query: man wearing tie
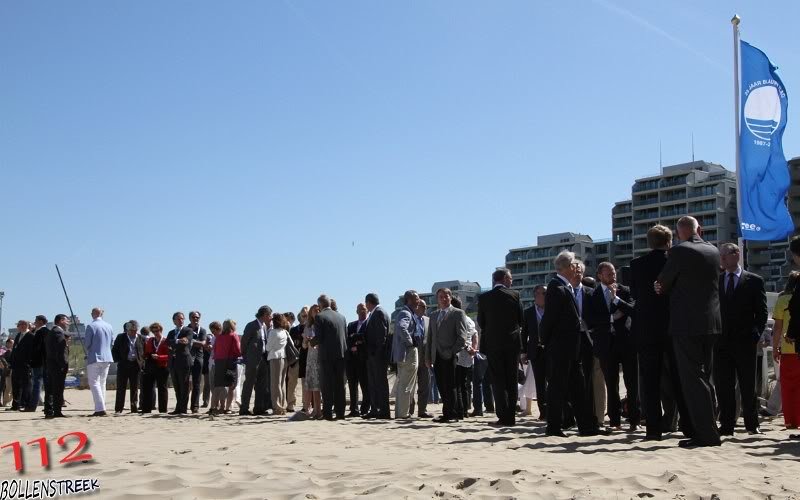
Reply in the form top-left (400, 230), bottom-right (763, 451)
top-left (315, 295), bottom-right (348, 420)
top-left (540, 251), bottom-right (606, 437)
top-left (477, 268), bottom-right (524, 427)
top-left (522, 285), bottom-right (547, 420)
top-left (587, 262), bottom-right (638, 432)
top-left (44, 314), bottom-right (70, 419)
top-left (715, 243), bottom-right (768, 436)
top-left (570, 261), bottom-right (604, 429)
top-left (240, 306), bottom-right (273, 416)
top-left (363, 293), bottom-right (391, 419)
top-left (413, 300), bottom-right (433, 419)
top-left (345, 303), bottom-right (370, 417)
top-left (187, 311), bottom-right (209, 413)
top-left (656, 216), bottom-right (722, 448)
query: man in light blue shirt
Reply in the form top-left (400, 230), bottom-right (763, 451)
top-left (83, 307), bottom-right (115, 416)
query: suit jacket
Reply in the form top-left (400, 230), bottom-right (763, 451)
top-left (346, 319), bottom-right (368, 361)
top-left (719, 270), bottom-right (768, 344)
top-left (630, 249), bottom-right (670, 346)
top-left (521, 306), bottom-right (543, 361)
top-left (188, 326), bottom-right (208, 366)
top-left (29, 327), bottom-right (49, 369)
top-left (539, 277), bottom-right (582, 361)
top-left (425, 306), bottom-right (469, 365)
top-left (10, 332), bottom-right (36, 370)
top-left (112, 333), bottom-right (145, 366)
top-left (586, 283), bottom-right (635, 357)
top-left (240, 319), bottom-right (267, 364)
top-left (315, 308), bottom-right (348, 362)
top-left (477, 286), bottom-right (524, 355)
top-left (45, 326), bottom-right (69, 372)
top-left (657, 235), bottom-right (722, 336)
top-left (365, 306), bottom-right (390, 358)
top-left (83, 318), bottom-right (115, 364)
top-left (393, 307), bottom-right (421, 363)
top-left (167, 326), bottom-right (195, 370)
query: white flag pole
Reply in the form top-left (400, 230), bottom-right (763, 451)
top-left (732, 14), bottom-right (745, 267)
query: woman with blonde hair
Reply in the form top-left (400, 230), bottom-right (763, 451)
top-left (266, 313), bottom-right (290, 415)
top-left (210, 319), bottom-right (241, 415)
top-left (302, 304), bottom-right (323, 419)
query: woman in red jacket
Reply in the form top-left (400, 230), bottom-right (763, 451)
top-left (210, 319), bottom-right (242, 415)
top-left (141, 322), bottom-right (171, 413)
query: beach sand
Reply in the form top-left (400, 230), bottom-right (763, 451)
top-left (1, 388), bottom-right (798, 499)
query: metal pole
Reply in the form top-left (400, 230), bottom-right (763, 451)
top-left (55, 265), bottom-right (86, 355)
top-left (0, 291), bottom-right (5, 339)
top-left (732, 14), bottom-right (745, 268)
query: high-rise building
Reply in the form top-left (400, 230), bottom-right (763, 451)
top-left (506, 232), bottom-right (606, 309)
top-left (612, 161), bottom-right (739, 268)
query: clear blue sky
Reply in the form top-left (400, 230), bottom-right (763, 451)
top-left (1, 1), bottom-right (798, 332)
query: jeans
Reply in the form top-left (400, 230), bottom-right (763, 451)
top-left (87, 362), bottom-right (112, 412)
top-left (29, 366), bottom-right (44, 410)
top-left (472, 355), bottom-right (493, 412)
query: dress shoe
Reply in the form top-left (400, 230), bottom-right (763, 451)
top-left (629, 424), bottom-right (640, 433)
top-left (469, 411), bottom-right (483, 417)
top-left (44, 414), bottom-right (56, 419)
top-left (90, 411), bottom-right (107, 417)
top-left (347, 411), bottom-right (360, 418)
top-left (418, 412), bottom-right (434, 419)
top-left (54, 413), bottom-right (68, 418)
top-left (21, 408), bottom-right (36, 412)
top-left (545, 430), bottom-right (567, 437)
top-left (239, 410), bottom-right (252, 416)
top-left (377, 413), bottom-right (392, 420)
top-left (131, 406), bottom-right (138, 413)
top-left (679, 439), bottom-right (720, 448)
top-left (643, 435), bottom-right (662, 442)
top-left (434, 417), bottom-right (454, 423)
top-left (361, 412), bottom-right (377, 419)
top-left (485, 407), bottom-right (495, 413)
top-left (5, 406), bottom-right (19, 412)
top-left (201, 402), bottom-right (209, 408)
top-left (748, 427), bottom-right (764, 435)
top-left (324, 416), bottom-right (335, 421)
top-left (579, 428), bottom-right (611, 437)
top-left (191, 408), bottom-right (199, 414)
top-left (115, 410), bottom-right (123, 414)
top-left (335, 415), bottom-right (346, 420)
top-left (718, 428), bottom-right (734, 436)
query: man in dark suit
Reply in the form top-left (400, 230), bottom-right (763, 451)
top-left (8, 320), bottom-right (35, 412)
top-left (656, 216), bottom-right (722, 447)
top-left (586, 262), bottom-right (639, 431)
top-left (315, 295), bottom-right (348, 420)
top-left (477, 267), bottom-right (524, 427)
top-left (186, 311), bottom-right (208, 413)
top-left (571, 263), bottom-right (603, 429)
top-left (522, 285), bottom-right (547, 420)
top-left (540, 251), bottom-right (605, 437)
top-left (715, 243), bottom-right (768, 435)
top-left (363, 293), bottom-right (391, 419)
top-left (239, 306), bottom-right (272, 416)
top-left (166, 312), bottom-right (194, 415)
top-left (345, 303), bottom-right (370, 417)
top-left (112, 321), bottom-right (143, 413)
top-left (44, 314), bottom-right (70, 419)
top-left (28, 315), bottom-right (49, 412)
top-left (630, 224), bottom-right (686, 441)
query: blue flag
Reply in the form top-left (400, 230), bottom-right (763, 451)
top-left (738, 40), bottom-right (793, 241)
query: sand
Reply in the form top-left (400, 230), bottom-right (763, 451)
top-left (0, 388), bottom-right (798, 499)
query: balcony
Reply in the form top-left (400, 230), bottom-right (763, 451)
top-left (689, 188), bottom-right (718, 198)
top-left (633, 210), bottom-right (659, 221)
top-left (612, 204), bottom-right (632, 215)
top-left (633, 195), bottom-right (659, 207)
top-left (689, 202), bottom-right (717, 213)
top-left (661, 191), bottom-right (687, 203)
top-left (613, 219), bottom-right (632, 229)
top-left (661, 206), bottom-right (687, 218)
top-left (661, 176), bottom-right (687, 188)
top-left (633, 181), bottom-right (660, 193)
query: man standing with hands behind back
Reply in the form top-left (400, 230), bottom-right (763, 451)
top-left (656, 216), bottom-right (722, 448)
top-left (84, 307), bottom-right (115, 417)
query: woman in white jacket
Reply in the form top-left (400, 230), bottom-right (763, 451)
top-left (266, 313), bottom-right (290, 415)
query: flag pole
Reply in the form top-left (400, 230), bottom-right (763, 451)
top-left (55, 264), bottom-right (86, 356)
top-left (732, 14), bottom-right (745, 268)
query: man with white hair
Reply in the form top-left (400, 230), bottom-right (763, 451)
top-left (83, 307), bottom-right (115, 417)
top-left (656, 216), bottom-right (722, 447)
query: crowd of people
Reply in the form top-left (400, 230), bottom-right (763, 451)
top-left (1, 216), bottom-right (799, 448)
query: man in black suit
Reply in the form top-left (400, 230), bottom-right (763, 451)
top-left (656, 216), bottom-right (722, 447)
top-left (315, 295), bottom-right (348, 420)
top-left (346, 303), bottom-right (370, 417)
top-left (363, 293), bottom-right (391, 419)
top-left (586, 262), bottom-right (639, 432)
top-left (8, 320), bottom-right (34, 411)
top-left (186, 311), bottom-right (208, 413)
top-left (477, 267), bottom-right (524, 427)
top-left (571, 263), bottom-right (603, 429)
top-left (522, 285), bottom-right (547, 420)
top-left (112, 321), bottom-right (143, 413)
top-left (630, 225), bottom-right (686, 441)
top-left (28, 315), bottom-right (49, 413)
top-left (166, 312), bottom-right (194, 415)
top-left (239, 306), bottom-right (272, 415)
top-left (44, 314), bottom-right (70, 419)
top-left (540, 251), bottom-right (605, 437)
top-left (715, 243), bottom-right (768, 435)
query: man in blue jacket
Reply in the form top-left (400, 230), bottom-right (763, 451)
top-left (83, 307), bottom-right (115, 417)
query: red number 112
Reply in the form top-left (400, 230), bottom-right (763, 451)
top-left (1, 432), bottom-right (92, 472)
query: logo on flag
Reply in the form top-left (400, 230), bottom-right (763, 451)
top-left (744, 85), bottom-right (782, 140)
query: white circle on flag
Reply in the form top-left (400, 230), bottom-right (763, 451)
top-left (744, 85), bottom-right (781, 140)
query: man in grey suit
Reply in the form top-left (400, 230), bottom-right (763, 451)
top-left (363, 293), bottom-right (391, 419)
top-left (239, 305), bottom-right (272, 416)
top-left (656, 216), bottom-right (722, 448)
top-left (315, 295), bottom-right (348, 420)
top-left (393, 290), bottom-right (423, 420)
top-left (426, 287), bottom-right (469, 423)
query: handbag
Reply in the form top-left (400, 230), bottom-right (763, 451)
top-left (285, 337), bottom-right (300, 365)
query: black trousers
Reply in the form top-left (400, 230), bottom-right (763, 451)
top-left (434, 356), bottom-right (458, 420)
top-left (714, 338), bottom-right (759, 432)
top-left (321, 357), bottom-right (346, 418)
top-left (241, 356), bottom-right (270, 413)
top-left (45, 366), bottom-right (66, 416)
top-left (171, 365), bottom-right (191, 413)
top-left (600, 338), bottom-right (640, 427)
top-left (11, 366), bottom-right (32, 409)
top-left (455, 365), bottom-right (473, 417)
top-left (413, 360), bottom-right (431, 415)
top-left (672, 335), bottom-right (721, 445)
top-left (578, 335), bottom-right (595, 426)
top-left (472, 356), bottom-right (494, 413)
top-left (345, 353), bottom-right (369, 414)
top-left (529, 346), bottom-right (547, 419)
top-left (487, 350), bottom-right (519, 425)
top-left (190, 358), bottom-right (203, 411)
top-left (115, 360), bottom-right (140, 412)
top-left (546, 350), bottom-right (595, 434)
top-left (366, 353), bottom-right (390, 416)
top-left (142, 366), bottom-right (169, 413)
top-left (640, 339), bottom-right (684, 437)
